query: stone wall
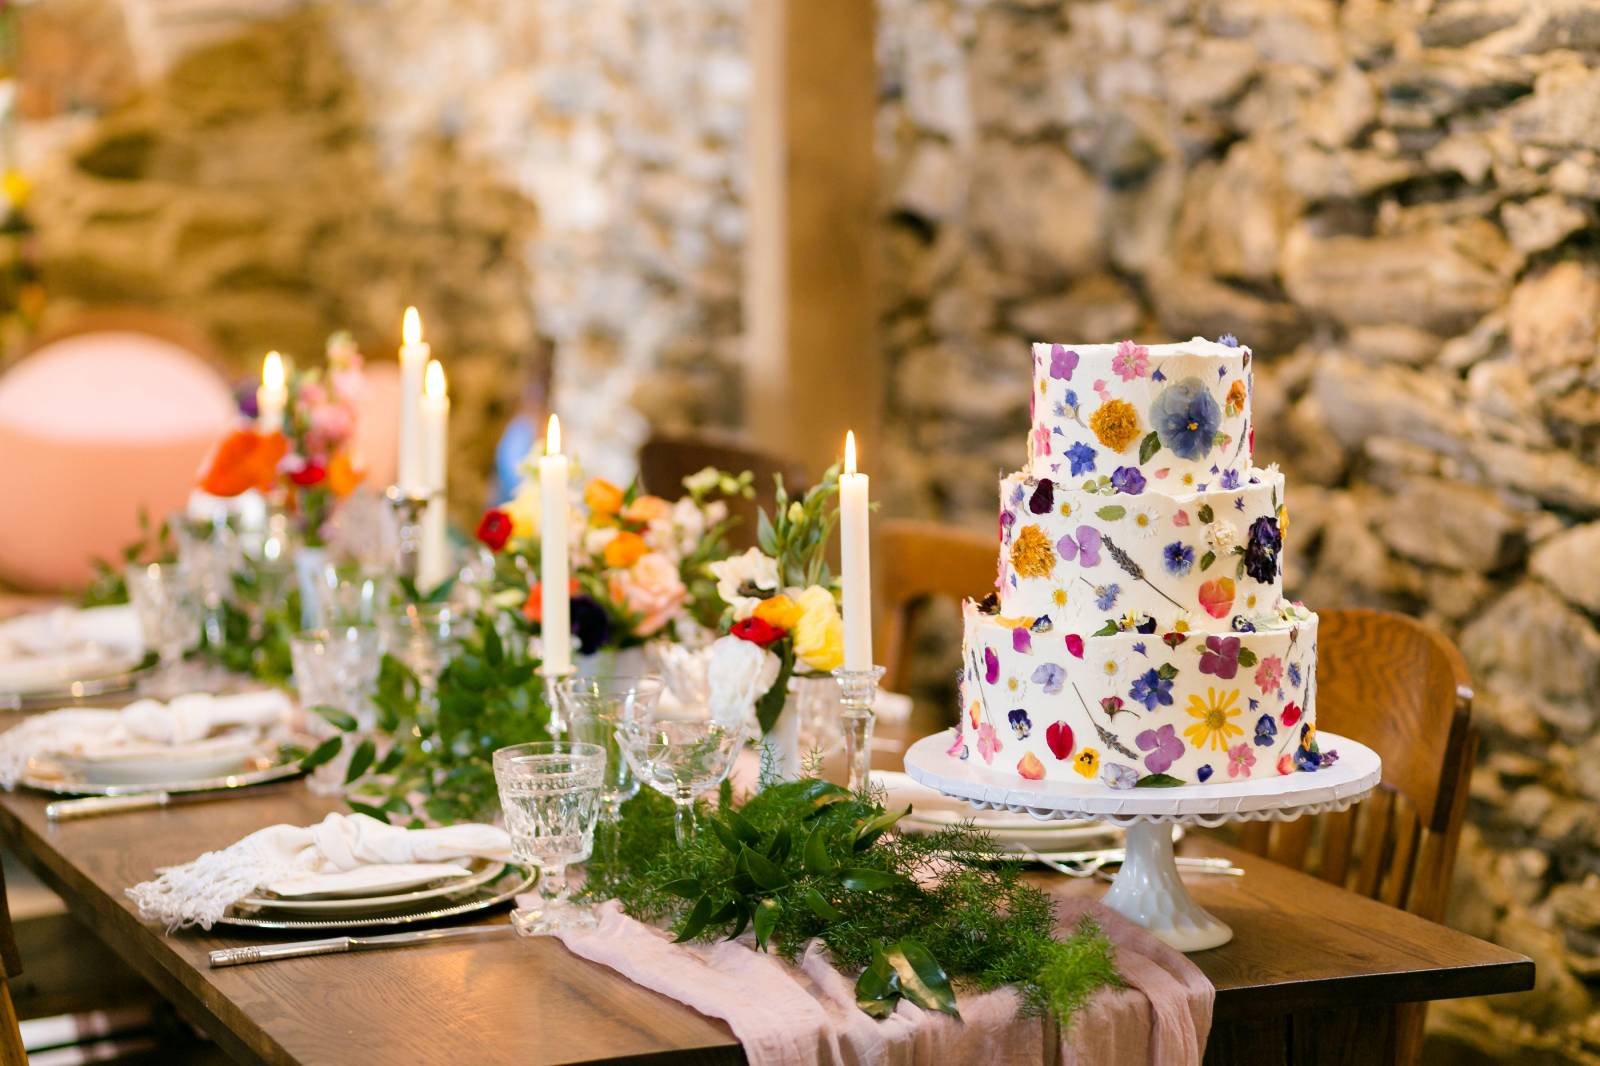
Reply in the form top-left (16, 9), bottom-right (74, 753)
top-left (877, 0), bottom-right (1600, 1060)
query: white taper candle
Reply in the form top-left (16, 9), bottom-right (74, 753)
top-left (398, 307), bottom-right (429, 493)
top-left (539, 415), bottom-right (572, 674)
top-left (256, 351), bottom-right (287, 434)
top-left (416, 359), bottom-right (450, 589)
top-left (839, 430), bottom-right (873, 671)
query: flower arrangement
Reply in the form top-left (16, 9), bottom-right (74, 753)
top-left (706, 467), bottom-right (843, 733)
top-left (197, 334), bottom-right (368, 546)
top-left (476, 464), bottom-right (750, 655)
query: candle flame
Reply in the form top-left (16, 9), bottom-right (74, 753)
top-left (262, 351), bottom-right (285, 390)
top-left (424, 359), bottom-right (446, 398)
top-left (546, 414), bottom-right (562, 455)
top-left (844, 430), bottom-right (857, 475)
top-left (402, 306), bottom-right (422, 347)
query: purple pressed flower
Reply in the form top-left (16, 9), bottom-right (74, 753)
top-left (1028, 478), bottom-right (1055, 515)
top-left (1151, 367), bottom-right (1166, 382)
top-left (1198, 635), bottom-right (1241, 680)
top-left (1129, 668), bottom-right (1174, 710)
top-left (1065, 441), bottom-right (1096, 476)
top-left (1008, 708), bottom-right (1032, 740)
top-left (1135, 723), bottom-right (1185, 774)
top-left (1151, 377), bottom-right (1223, 461)
top-left (1012, 627), bottom-right (1032, 654)
top-left (1057, 526), bottom-right (1102, 567)
top-left (1163, 541), bottom-right (1194, 575)
top-left (984, 646), bottom-right (1000, 684)
top-left (1131, 641), bottom-right (1148, 657)
top-left (1220, 470), bottom-right (1240, 490)
top-left (1218, 334), bottom-right (1238, 347)
top-left (1110, 466), bottom-right (1146, 495)
top-left (1031, 662), bottom-right (1066, 694)
top-left (1101, 763), bottom-right (1139, 790)
top-left (1094, 583), bottom-right (1121, 611)
top-left (1049, 344), bottom-right (1079, 380)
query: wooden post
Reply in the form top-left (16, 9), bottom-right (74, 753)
top-left (745, 0), bottom-right (880, 474)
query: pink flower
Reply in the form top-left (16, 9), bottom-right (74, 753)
top-left (1012, 626), bottom-right (1032, 654)
top-left (1173, 510), bottom-right (1190, 527)
top-left (946, 727), bottom-right (966, 759)
top-left (976, 722), bottom-right (1002, 764)
top-left (310, 401), bottom-right (355, 447)
top-left (1065, 634), bottom-right (1084, 658)
top-left (1276, 754), bottom-right (1295, 775)
top-left (1227, 743), bottom-right (1255, 779)
top-left (1255, 655), bottom-right (1283, 694)
top-left (605, 552), bottom-right (686, 636)
top-left (1111, 340), bottom-right (1150, 381)
top-left (1032, 424), bottom-right (1051, 457)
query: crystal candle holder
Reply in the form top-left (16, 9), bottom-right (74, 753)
top-left (831, 664), bottom-right (885, 793)
top-left (384, 485), bottom-right (434, 581)
top-left (539, 663), bottom-right (577, 737)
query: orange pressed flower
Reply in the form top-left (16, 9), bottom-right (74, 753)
top-left (603, 530), bottom-right (648, 568)
top-left (197, 429), bottom-right (287, 496)
top-left (584, 478), bottom-right (625, 516)
top-left (325, 450), bottom-right (365, 497)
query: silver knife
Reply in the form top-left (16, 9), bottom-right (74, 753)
top-left (209, 924), bottom-right (515, 968)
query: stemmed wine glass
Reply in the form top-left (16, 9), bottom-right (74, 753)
top-left (376, 601), bottom-right (463, 704)
top-left (125, 562), bottom-right (203, 696)
top-left (556, 676), bottom-right (663, 887)
top-left (616, 703), bottom-right (746, 845)
top-left (493, 741), bottom-right (606, 936)
top-left (172, 515), bottom-right (241, 648)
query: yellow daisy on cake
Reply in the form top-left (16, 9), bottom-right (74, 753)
top-left (1183, 687), bottom-right (1243, 751)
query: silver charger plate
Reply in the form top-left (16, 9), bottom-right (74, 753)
top-left (0, 659), bottom-right (153, 713)
top-left (215, 865), bottom-right (536, 931)
top-left (16, 746), bottom-right (310, 798)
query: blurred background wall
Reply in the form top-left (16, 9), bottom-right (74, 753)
top-left (7, 0), bottom-right (1600, 1060)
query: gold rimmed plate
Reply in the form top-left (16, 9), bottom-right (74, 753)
top-left (215, 866), bottom-right (535, 932)
top-left (18, 740), bottom-right (312, 798)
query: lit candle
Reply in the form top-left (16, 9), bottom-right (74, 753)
top-left (840, 430), bottom-right (873, 671)
top-left (256, 351), bottom-right (287, 434)
top-left (539, 415), bottom-right (571, 674)
top-left (398, 307), bottom-right (429, 493)
top-left (416, 360), bottom-right (451, 589)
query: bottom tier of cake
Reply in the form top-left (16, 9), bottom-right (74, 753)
top-left (955, 601), bottom-right (1325, 787)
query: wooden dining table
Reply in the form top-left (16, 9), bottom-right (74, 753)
top-left (0, 738), bottom-right (1533, 1066)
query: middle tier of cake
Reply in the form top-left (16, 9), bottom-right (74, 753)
top-left (996, 466), bottom-right (1287, 631)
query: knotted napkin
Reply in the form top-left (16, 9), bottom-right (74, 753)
top-left (554, 896), bottom-right (1211, 1066)
top-left (0, 690), bottom-right (295, 788)
top-left (0, 605), bottom-right (143, 692)
top-left (127, 812), bottom-right (512, 930)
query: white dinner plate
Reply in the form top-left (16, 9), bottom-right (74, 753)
top-left (876, 769), bottom-right (1120, 852)
top-left (237, 860), bottom-right (505, 915)
top-left (53, 731), bottom-right (268, 787)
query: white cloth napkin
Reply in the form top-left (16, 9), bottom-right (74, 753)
top-left (0, 605), bottom-right (141, 658)
top-left (126, 813), bottom-right (512, 930)
top-left (0, 690), bottom-right (293, 788)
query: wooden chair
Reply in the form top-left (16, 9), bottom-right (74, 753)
top-left (638, 430), bottom-right (808, 550)
top-left (0, 862), bottom-right (26, 1066)
top-left (875, 519), bottom-right (997, 695)
top-left (1235, 607), bottom-right (1475, 1065)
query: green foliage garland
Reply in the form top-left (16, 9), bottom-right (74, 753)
top-left (598, 779), bottom-right (1122, 1025)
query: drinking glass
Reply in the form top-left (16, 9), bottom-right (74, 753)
top-left (306, 561), bottom-right (393, 629)
top-left (125, 562), bottom-right (203, 695)
top-left (291, 626), bottom-right (382, 731)
top-left (376, 601), bottom-right (464, 702)
top-left (493, 741), bottom-right (606, 936)
top-left (172, 516), bottom-right (241, 647)
top-left (616, 705), bottom-right (746, 845)
top-left (557, 676), bottom-right (663, 885)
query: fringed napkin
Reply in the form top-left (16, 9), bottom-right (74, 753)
top-left (553, 897), bottom-right (1212, 1066)
top-left (0, 690), bottom-right (294, 788)
top-left (127, 812), bottom-right (512, 930)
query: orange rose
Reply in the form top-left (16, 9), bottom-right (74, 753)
top-left (603, 530), bottom-right (648, 568)
top-left (620, 494), bottom-right (672, 525)
top-left (197, 429), bottom-right (287, 496)
top-left (753, 594), bottom-right (804, 632)
top-left (524, 578), bottom-right (580, 624)
top-left (584, 478), bottom-right (625, 516)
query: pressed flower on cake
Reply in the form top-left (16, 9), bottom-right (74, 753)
top-left (1009, 524), bottom-right (1056, 579)
top-left (1089, 399), bottom-right (1142, 453)
top-left (1183, 687), bottom-right (1243, 751)
top-left (1151, 377), bottom-right (1223, 461)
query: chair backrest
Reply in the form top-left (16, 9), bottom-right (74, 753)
top-left (637, 430), bottom-right (807, 551)
top-left (876, 519), bottom-right (997, 694)
top-left (1236, 607), bottom-right (1475, 923)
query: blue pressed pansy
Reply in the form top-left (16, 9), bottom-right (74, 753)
top-left (1110, 466), bottom-right (1146, 495)
top-left (1031, 663), bottom-right (1066, 694)
top-left (1196, 764), bottom-right (1214, 782)
top-left (1253, 714), bottom-right (1278, 747)
top-left (1008, 708), bottom-right (1033, 740)
top-left (1101, 763), bottom-right (1139, 790)
top-left (1150, 377), bottom-right (1223, 461)
top-left (1163, 541), bottom-right (1194, 576)
top-left (1243, 516), bottom-right (1282, 583)
top-left (1220, 470), bottom-right (1240, 490)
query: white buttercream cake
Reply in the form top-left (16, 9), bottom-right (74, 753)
top-left (952, 337), bottom-right (1332, 788)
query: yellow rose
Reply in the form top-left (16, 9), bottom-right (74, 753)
top-left (502, 484), bottom-right (541, 539)
top-left (792, 585), bottom-right (843, 673)
top-left (754, 594), bottom-right (805, 632)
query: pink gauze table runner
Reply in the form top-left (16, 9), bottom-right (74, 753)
top-left (551, 895), bottom-right (1212, 1066)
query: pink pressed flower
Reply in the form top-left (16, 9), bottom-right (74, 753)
top-left (1173, 510), bottom-right (1190, 527)
top-left (1227, 743), bottom-right (1255, 779)
top-left (1111, 340), bottom-right (1150, 381)
top-left (1255, 655), bottom-right (1283, 694)
top-left (1064, 633), bottom-right (1085, 658)
top-left (1012, 626), bottom-right (1032, 654)
top-left (976, 723), bottom-right (1002, 764)
top-left (1032, 424), bottom-right (1051, 457)
top-left (946, 727), bottom-right (966, 758)
top-left (1276, 754), bottom-right (1294, 775)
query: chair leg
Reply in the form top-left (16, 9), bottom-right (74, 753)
top-left (0, 979), bottom-right (25, 1066)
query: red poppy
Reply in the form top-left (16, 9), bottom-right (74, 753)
top-left (730, 616), bottom-right (784, 647)
top-left (477, 509), bottom-right (514, 551)
top-left (197, 429), bottom-right (287, 497)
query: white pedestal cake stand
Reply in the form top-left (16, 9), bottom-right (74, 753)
top-left (903, 730), bottom-right (1381, 953)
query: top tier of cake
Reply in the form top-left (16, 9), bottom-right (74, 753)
top-left (1027, 337), bottom-right (1253, 490)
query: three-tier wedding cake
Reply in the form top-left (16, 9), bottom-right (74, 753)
top-left (953, 337), bottom-right (1332, 788)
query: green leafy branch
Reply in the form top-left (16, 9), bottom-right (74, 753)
top-left (756, 465), bottom-right (841, 590)
top-left (598, 779), bottom-right (1122, 1025)
top-left (81, 508), bottom-right (175, 607)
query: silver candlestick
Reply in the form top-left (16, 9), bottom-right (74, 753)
top-left (832, 665), bottom-right (885, 793)
top-left (385, 485), bottom-right (432, 582)
top-left (540, 664), bottom-right (577, 738)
